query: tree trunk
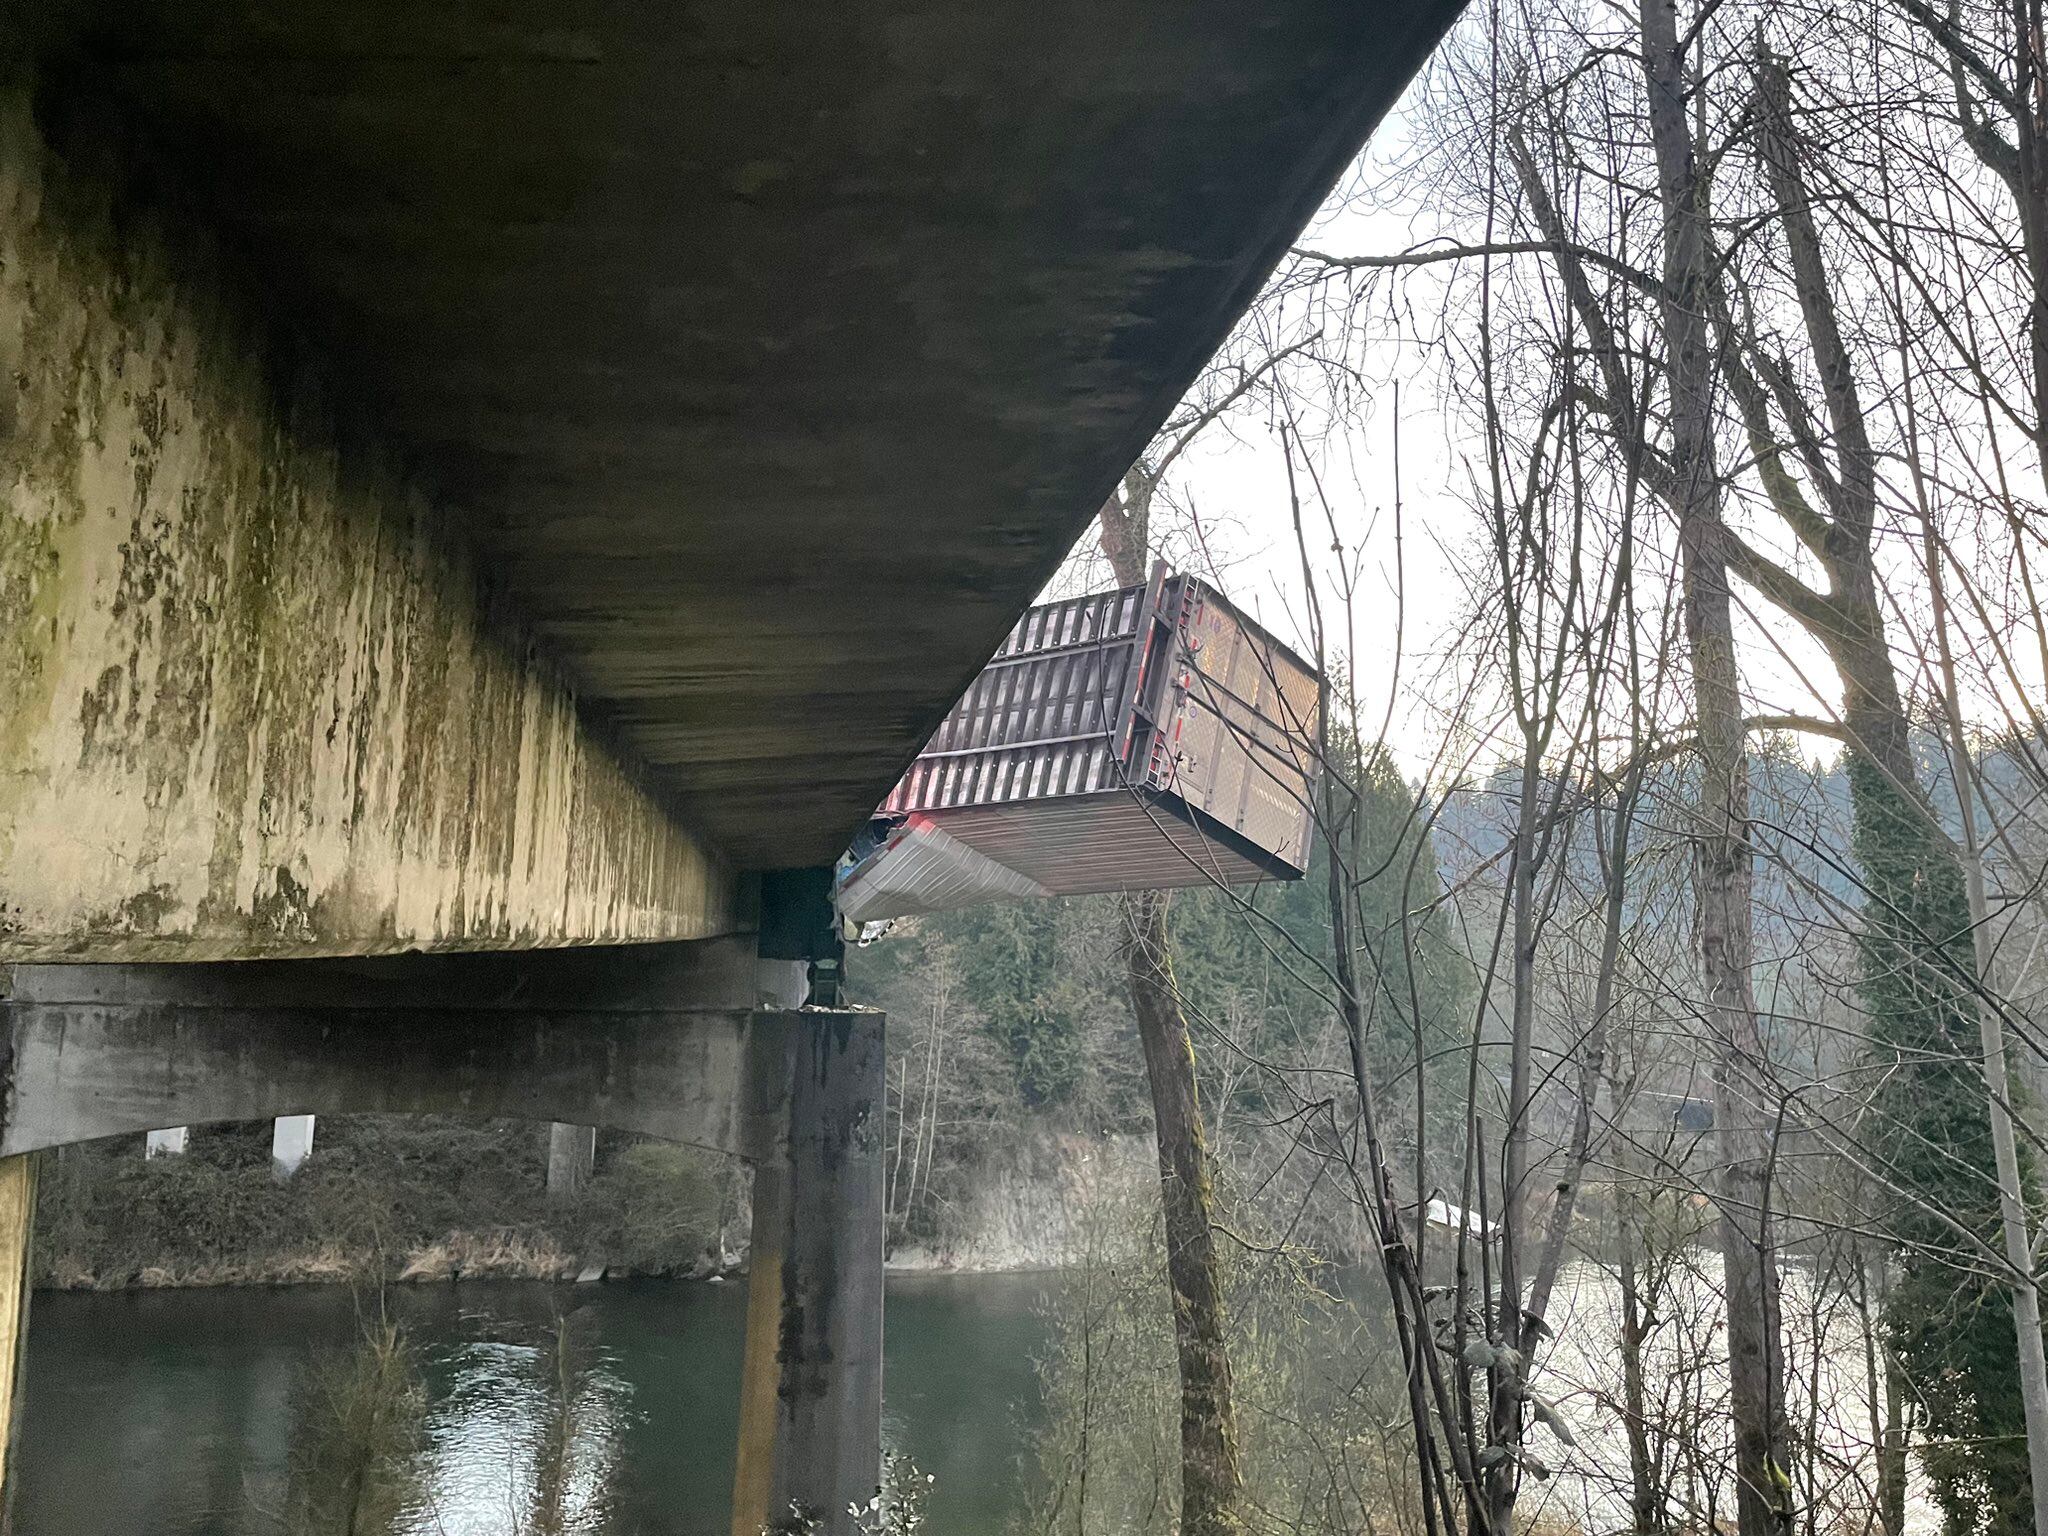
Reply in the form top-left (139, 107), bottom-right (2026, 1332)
top-left (1740, 50), bottom-right (2038, 1530)
top-left (1100, 482), bottom-right (1244, 1536)
top-left (1125, 888), bottom-right (1245, 1536)
top-left (1509, 32), bottom-right (1790, 1510)
top-left (1526, 765), bottom-right (1639, 1328)
top-left (1927, 526), bottom-right (2048, 1536)
top-left (1858, 1245), bottom-right (1909, 1536)
top-left (2001, 0), bottom-right (2048, 502)
top-left (1617, 1200), bottom-right (1665, 1536)
top-left (887, 1057), bottom-right (909, 1221)
top-left (1638, 6), bottom-right (1791, 1531)
top-left (1486, 749), bottom-right (1543, 1528)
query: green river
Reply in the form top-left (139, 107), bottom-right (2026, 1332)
top-left (15, 1273), bottom-right (1055, 1534)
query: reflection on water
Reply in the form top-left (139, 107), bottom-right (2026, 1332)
top-left (16, 1261), bottom-right (1945, 1535)
top-left (17, 1274), bottom-right (1053, 1536)
top-left (283, 1312), bottom-right (428, 1534)
top-left (404, 1312), bottom-right (631, 1535)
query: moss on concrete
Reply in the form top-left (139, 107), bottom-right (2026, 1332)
top-left (0, 92), bottom-right (735, 959)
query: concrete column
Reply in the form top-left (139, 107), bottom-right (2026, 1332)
top-left (144, 1127), bottom-right (188, 1158)
top-left (0, 1154), bottom-right (37, 1527)
top-left (730, 1008), bottom-right (886, 1536)
top-left (546, 1123), bottom-right (597, 1198)
top-left (270, 1115), bottom-right (315, 1177)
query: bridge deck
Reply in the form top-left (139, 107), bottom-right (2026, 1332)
top-left (20, 0), bottom-right (1460, 871)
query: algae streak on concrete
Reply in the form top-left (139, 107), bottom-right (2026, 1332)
top-left (0, 96), bottom-right (737, 961)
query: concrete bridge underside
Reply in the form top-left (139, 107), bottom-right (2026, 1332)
top-left (0, 1), bottom-right (1464, 1530)
top-left (5, 938), bottom-right (886, 1532)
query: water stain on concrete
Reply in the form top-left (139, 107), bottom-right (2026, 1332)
top-left (0, 93), bottom-right (735, 961)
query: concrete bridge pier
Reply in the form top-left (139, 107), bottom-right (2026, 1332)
top-left (547, 1123), bottom-right (598, 1198)
top-left (0, 935), bottom-right (885, 1532)
top-left (144, 1128), bottom-right (189, 1159)
top-left (271, 1117), bottom-right (316, 1178)
top-left (732, 1006), bottom-right (887, 1536)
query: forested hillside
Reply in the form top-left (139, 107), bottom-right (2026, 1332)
top-left (854, 748), bottom-right (1471, 1266)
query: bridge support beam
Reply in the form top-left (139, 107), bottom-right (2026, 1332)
top-left (732, 1007), bottom-right (886, 1536)
top-left (0, 937), bottom-right (792, 1159)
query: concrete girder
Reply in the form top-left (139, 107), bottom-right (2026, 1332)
top-left (0, 936), bottom-right (807, 1157)
top-left (0, 94), bottom-right (740, 963)
top-left (6, 1), bottom-right (1467, 915)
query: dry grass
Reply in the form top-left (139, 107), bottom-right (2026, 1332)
top-left (397, 1229), bottom-right (577, 1283)
top-left (34, 1117), bottom-right (731, 1291)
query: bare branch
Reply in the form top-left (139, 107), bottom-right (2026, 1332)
top-left (1292, 240), bottom-right (1670, 301)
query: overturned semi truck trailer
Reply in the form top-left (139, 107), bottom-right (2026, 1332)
top-left (839, 565), bottom-right (1322, 924)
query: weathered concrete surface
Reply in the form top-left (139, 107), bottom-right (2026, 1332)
top-left (0, 94), bottom-right (735, 960)
top-left (732, 1151), bottom-right (791, 1536)
top-left (17, 0), bottom-right (1465, 872)
top-left (0, 938), bottom-right (806, 1156)
top-left (143, 1126), bottom-right (187, 1158)
top-left (270, 1114), bottom-right (315, 1176)
top-left (546, 1121), bottom-right (597, 1198)
top-left (733, 1006), bottom-right (886, 1536)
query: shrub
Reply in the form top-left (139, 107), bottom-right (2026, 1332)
top-left (281, 1309), bottom-right (428, 1534)
top-left (568, 1141), bottom-right (724, 1275)
top-left (34, 1117), bottom-right (730, 1288)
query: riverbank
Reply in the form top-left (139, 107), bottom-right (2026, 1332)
top-left (31, 1116), bottom-right (1130, 1291)
top-left (32, 1117), bottom-right (747, 1292)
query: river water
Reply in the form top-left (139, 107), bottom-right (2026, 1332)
top-left (14, 1260), bottom-right (1936, 1535)
top-left (15, 1273), bottom-right (1056, 1535)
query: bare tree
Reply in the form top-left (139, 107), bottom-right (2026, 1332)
top-left (1099, 458), bottom-right (1246, 1536)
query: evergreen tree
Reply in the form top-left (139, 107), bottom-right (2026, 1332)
top-left (1855, 752), bottom-right (2031, 1536)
